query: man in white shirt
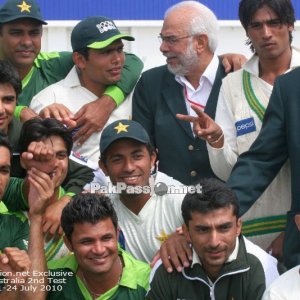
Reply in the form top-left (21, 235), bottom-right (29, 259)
top-left (30, 16), bottom-right (134, 166)
top-left (98, 119), bottom-right (279, 287)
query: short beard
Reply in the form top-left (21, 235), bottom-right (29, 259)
top-left (166, 43), bottom-right (199, 76)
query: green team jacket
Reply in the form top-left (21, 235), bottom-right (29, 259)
top-left (47, 248), bottom-right (150, 300)
top-left (7, 117), bottom-right (94, 194)
top-left (147, 236), bottom-right (266, 300)
top-left (19, 52), bottom-right (143, 106)
top-left (0, 201), bottom-right (28, 251)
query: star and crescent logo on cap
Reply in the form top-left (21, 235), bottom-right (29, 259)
top-left (114, 122), bottom-right (129, 134)
top-left (17, 1), bottom-right (31, 13)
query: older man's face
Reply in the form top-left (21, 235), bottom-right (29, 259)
top-left (159, 10), bottom-right (199, 76)
top-left (0, 19), bottom-right (42, 75)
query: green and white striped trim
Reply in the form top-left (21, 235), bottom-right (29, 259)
top-left (242, 214), bottom-right (287, 237)
top-left (242, 70), bottom-right (266, 122)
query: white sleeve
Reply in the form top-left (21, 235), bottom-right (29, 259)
top-left (30, 86), bottom-right (57, 114)
top-left (244, 237), bottom-right (279, 287)
top-left (207, 84), bottom-right (239, 181)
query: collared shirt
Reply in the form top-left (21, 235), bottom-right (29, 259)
top-left (175, 54), bottom-right (219, 117)
top-left (47, 248), bottom-right (150, 300)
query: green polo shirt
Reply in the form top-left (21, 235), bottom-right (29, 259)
top-left (47, 248), bottom-right (150, 300)
top-left (0, 201), bottom-right (29, 251)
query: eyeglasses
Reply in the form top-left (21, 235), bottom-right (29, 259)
top-left (158, 34), bottom-right (193, 45)
top-left (248, 18), bottom-right (283, 31)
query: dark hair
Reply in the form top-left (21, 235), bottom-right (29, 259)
top-left (239, 0), bottom-right (295, 52)
top-left (0, 60), bottom-right (21, 96)
top-left (61, 193), bottom-right (118, 240)
top-left (0, 130), bottom-right (12, 155)
top-left (18, 118), bottom-right (73, 155)
top-left (182, 178), bottom-right (239, 226)
top-left (75, 47), bottom-right (90, 60)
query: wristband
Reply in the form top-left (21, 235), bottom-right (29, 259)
top-left (14, 106), bottom-right (27, 120)
top-left (104, 86), bottom-right (124, 107)
top-left (209, 132), bottom-right (224, 145)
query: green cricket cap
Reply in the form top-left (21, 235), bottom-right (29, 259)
top-left (100, 120), bottom-right (150, 155)
top-left (0, 0), bottom-right (47, 25)
top-left (71, 16), bottom-right (134, 51)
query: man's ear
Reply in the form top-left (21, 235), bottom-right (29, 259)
top-left (72, 52), bottom-right (86, 69)
top-left (295, 214), bottom-right (300, 231)
top-left (194, 34), bottom-right (208, 54)
top-left (63, 236), bottom-right (73, 252)
top-left (99, 159), bottom-right (108, 176)
top-left (150, 151), bottom-right (157, 170)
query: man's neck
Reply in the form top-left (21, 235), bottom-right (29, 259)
top-left (16, 66), bottom-right (33, 81)
top-left (78, 255), bottom-right (123, 297)
top-left (78, 71), bottom-right (106, 98)
top-left (259, 47), bottom-right (292, 85)
top-left (185, 52), bottom-right (214, 89)
top-left (120, 192), bottom-right (151, 215)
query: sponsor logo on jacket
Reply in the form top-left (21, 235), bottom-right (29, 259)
top-left (235, 117), bottom-right (256, 137)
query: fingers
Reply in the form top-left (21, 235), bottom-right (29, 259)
top-left (27, 168), bottom-right (54, 215)
top-left (25, 141), bottom-right (54, 162)
top-left (63, 117), bottom-right (77, 129)
top-left (72, 125), bottom-right (94, 144)
top-left (40, 104), bottom-right (74, 121)
top-left (176, 113), bottom-right (198, 123)
top-left (222, 57), bottom-right (232, 73)
top-left (160, 234), bottom-right (192, 273)
top-left (0, 253), bottom-right (9, 264)
top-left (19, 107), bottom-right (38, 123)
top-left (1, 248), bottom-right (31, 272)
top-left (150, 251), bottom-right (160, 268)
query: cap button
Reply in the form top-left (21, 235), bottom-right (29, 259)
top-left (190, 170), bottom-right (197, 177)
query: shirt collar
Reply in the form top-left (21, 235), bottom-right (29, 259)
top-left (243, 46), bottom-right (300, 76)
top-left (175, 53), bottom-right (219, 89)
top-left (62, 66), bottom-right (82, 88)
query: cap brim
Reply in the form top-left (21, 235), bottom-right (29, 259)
top-left (87, 34), bottom-right (134, 49)
top-left (0, 15), bottom-right (47, 25)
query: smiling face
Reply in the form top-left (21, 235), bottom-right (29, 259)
top-left (65, 218), bottom-right (120, 277)
top-left (0, 19), bottom-right (42, 76)
top-left (246, 5), bottom-right (293, 60)
top-left (0, 83), bottom-right (17, 133)
top-left (184, 206), bottom-right (242, 280)
top-left (99, 139), bottom-right (156, 196)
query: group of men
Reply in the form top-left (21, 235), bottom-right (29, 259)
top-left (0, 0), bottom-right (300, 299)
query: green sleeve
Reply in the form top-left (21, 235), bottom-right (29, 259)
top-left (62, 160), bottom-right (94, 194)
top-left (3, 177), bottom-right (29, 211)
top-left (104, 52), bottom-right (143, 106)
top-left (11, 215), bottom-right (29, 250)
